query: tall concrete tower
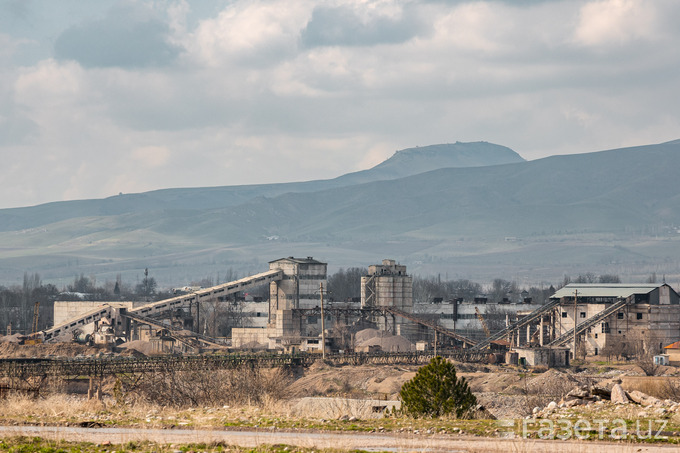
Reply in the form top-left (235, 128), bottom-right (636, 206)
top-left (268, 257), bottom-right (327, 338)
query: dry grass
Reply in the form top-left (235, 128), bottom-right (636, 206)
top-left (116, 366), bottom-right (292, 408)
top-left (622, 376), bottom-right (680, 400)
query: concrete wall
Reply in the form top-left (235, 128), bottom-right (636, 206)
top-left (515, 347), bottom-right (570, 367)
top-left (269, 257), bottom-right (327, 313)
top-left (231, 327), bottom-right (270, 348)
top-left (241, 300), bottom-right (268, 328)
top-left (414, 301), bottom-right (543, 332)
top-left (557, 303), bottom-right (680, 356)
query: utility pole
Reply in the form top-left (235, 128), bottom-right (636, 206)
top-left (320, 282), bottom-right (326, 360)
top-left (434, 330), bottom-right (438, 357)
top-left (573, 289), bottom-right (578, 360)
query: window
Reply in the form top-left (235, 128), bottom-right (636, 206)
top-left (636, 313), bottom-right (643, 320)
top-left (617, 312), bottom-right (624, 320)
top-left (602, 322), bottom-right (610, 333)
top-left (580, 312), bottom-right (586, 318)
top-left (594, 333), bottom-right (598, 339)
top-left (562, 312), bottom-right (568, 318)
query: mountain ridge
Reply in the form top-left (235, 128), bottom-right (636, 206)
top-left (0, 141), bottom-right (523, 231)
top-left (1, 140), bottom-right (679, 286)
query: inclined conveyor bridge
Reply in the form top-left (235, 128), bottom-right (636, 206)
top-left (40, 269), bottom-right (283, 343)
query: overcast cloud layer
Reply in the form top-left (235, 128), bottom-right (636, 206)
top-left (0, 0), bottom-right (679, 208)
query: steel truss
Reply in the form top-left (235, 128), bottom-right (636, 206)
top-left (0, 350), bottom-right (486, 385)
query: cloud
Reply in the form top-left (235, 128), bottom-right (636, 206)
top-left (300, 4), bottom-right (426, 48)
top-left (1, 0), bottom-right (680, 209)
top-left (188, 0), bottom-right (309, 67)
top-left (132, 145), bottom-right (171, 168)
top-left (574, 0), bottom-right (659, 47)
top-left (54, 1), bottom-right (182, 68)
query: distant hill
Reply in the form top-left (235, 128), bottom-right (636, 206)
top-left (0, 142), bottom-right (522, 232)
top-left (330, 142), bottom-right (524, 185)
top-left (0, 140), bottom-right (679, 287)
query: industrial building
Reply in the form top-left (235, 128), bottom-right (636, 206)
top-left (49, 256), bottom-right (680, 362)
top-left (548, 283), bottom-right (680, 356)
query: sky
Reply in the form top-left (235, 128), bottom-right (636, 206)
top-left (1, 0), bottom-right (679, 209)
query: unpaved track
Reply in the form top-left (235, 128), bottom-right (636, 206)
top-left (0, 425), bottom-right (676, 452)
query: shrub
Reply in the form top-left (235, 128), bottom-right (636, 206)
top-left (399, 356), bottom-right (476, 418)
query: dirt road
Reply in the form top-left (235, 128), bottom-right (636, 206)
top-left (0, 425), bottom-right (677, 452)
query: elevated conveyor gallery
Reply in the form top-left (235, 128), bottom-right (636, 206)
top-left (129, 269), bottom-right (283, 318)
top-left (470, 298), bottom-right (563, 351)
top-left (42, 269), bottom-right (284, 342)
top-left (42, 305), bottom-right (115, 342)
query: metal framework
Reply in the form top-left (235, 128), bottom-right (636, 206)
top-left (547, 298), bottom-right (630, 346)
top-left (0, 350), bottom-right (487, 385)
top-left (380, 306), bottom-right (477, 347)
top-left (130, 269), bottom-right (283, 319)
top-left (292, 306), bottom-right (477, 347)
top-left (123, 312), bottom-right (225, 350)
top-left (41, 269), bottom-right (284, 343)
top-left (471, 298), bottom-right (563, 350)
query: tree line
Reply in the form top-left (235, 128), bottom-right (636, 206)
top-left (0, 270), bottom-right (170, 335)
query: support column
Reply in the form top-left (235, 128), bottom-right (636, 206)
top-left (539, 316), bottom-right (544, 346)
top-left (526, 324), bottom-right (531, 344)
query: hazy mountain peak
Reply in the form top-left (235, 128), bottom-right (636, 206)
top-left (374, 141), bottom-right (524, 171)
top-left (334, 141), bottom-right (524, 185)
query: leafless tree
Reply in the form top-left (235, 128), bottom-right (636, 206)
top-left (120, 365), bottom-right (291, 408)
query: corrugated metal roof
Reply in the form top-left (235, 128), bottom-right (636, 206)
top-left (269, 256), bottom-right (326, 265)
top-left (550, 283), bottom-right (662, 300)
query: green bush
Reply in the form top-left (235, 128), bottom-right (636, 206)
top-left (399, 356), bottom-right (477, 418)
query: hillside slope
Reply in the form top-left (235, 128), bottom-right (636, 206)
top-left (0, 141), bottom-right (521, 232)
top-left (0, 140), bottom-right (679, 287)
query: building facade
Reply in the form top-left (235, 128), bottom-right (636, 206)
top-left (550, 283), bottom-right (680, 356)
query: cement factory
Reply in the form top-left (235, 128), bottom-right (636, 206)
top-left (39, 257), bottom-right (680, 368)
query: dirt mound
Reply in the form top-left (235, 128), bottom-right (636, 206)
top-left (465, 371), bottom-right (522, 393)
top-left (365, 372), bottom-right (415, 395)
top-left (355, 328), bottom-right (381, 344)
top-left (0, 334), bottom-right (23, 344)
top-left (0, 341), bottom-right (102, 358)
top-left (503, 369), bottom-right (581, 397)
top-left (117, 340), bottom-right (154, 356)
top-left (285, 364), bottom-right (417, 399)
top-left (357, 334), bottom-right (413, 352)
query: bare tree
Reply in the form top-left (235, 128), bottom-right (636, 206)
top-left (327, 267), bottom-right (367, 301)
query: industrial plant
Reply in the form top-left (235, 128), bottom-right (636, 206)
top-left (34, 257), bottom-right (680, 368)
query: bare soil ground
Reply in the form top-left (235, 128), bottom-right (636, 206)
top-left (0, 341), bottom-right (105, 358)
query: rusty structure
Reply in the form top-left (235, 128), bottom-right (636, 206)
top-left (0, 349), bottom-right (489, 395)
